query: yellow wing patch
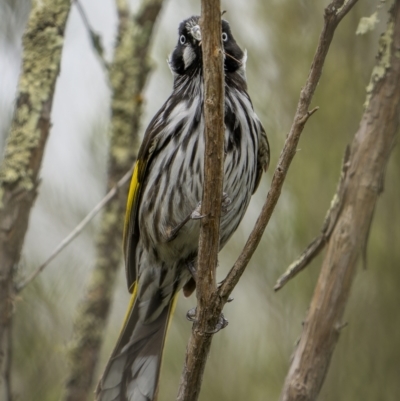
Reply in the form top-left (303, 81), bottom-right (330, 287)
top-left (123, 139), bottom-right (159, 292)
top-left (123, 160), bottom-right (142, 258)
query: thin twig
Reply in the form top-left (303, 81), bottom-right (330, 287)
top-left (16, 168), bottom-right (133, 292)
top-left (74, 0), bottom-right (109, 70)
top-left (218, 1), bottom-right (358, 302)
top-left (274, 146), bottom-right (351, 291)
top-left (336, 0), bottom-right (360, 21)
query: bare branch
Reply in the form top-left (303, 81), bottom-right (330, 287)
top-left (280, 2), bottom-right (400, 399)
top-left (15, 168), bottom-right (133, 293)
top-left (218, 0), bottom-right (359, 301)
top-left (74, 0), bottom-right (108, 70)
top-left (336, 0), bottom-right (360, 21)
top-left (176, 1), bottom-right (225, 400)
top-left (274, 146), bottom-right (351, 291)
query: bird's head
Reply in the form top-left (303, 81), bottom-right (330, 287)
top-left (169, 15), bottom-right (246, 78)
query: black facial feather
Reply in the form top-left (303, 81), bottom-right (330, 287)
top-left (169, 16), bottom-right (245, 76)
top-left (221, 20), bottom-right (244, 73)
top-left (169, 16), bottom-right (202, 75)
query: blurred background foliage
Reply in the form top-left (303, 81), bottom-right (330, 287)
top-left (0, 0), bottom-right (399, 400)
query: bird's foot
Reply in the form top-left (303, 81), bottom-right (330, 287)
top-left (164, 202), bottom-right (206, 243)
top-left (207, 313), bottom-right (229, 333)
top-left (193, 192), bottom-right (231, 218)
top-left (186, 308), bottom-right (229, 333)
top-left (165, 193), bottom-right (231, 243)
top-left (187, 260), bottom-right (197, 280)
top-left (190, 201), bottom-right (206, 220)
top-left (186, 307), bottom-right (197, 322)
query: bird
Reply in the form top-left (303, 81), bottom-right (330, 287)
top-left (96, 15), bottom-right (270, 401)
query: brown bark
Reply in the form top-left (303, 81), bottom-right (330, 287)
top-left (176, 1), bottom-right (225, 400)
top-left (62, 1), bottom-right (163, 400)
top-left (0, 1), bottom-right (71, 399)
top-left (280, 2), bottom-right (400, 400)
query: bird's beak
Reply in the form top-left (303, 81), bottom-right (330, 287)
top-left (191, 25), bottom-right (202, 45)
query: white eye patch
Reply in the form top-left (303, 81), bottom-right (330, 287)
top-left (183, 46), bottom-right (196, 70)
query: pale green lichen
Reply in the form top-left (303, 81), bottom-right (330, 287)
top-left (109, 20), bottom-right (141, 167)
top-left (364, 19), bottom-right (394, 108)
top-left (0, 0), bottom-right (70, 201)
top-left (356, 12), bottom-right (380, 35)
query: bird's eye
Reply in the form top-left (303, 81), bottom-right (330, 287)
top-left (222, 32), bottom-right (228, 42)
top-left (180, 35), bottom-right (186, 45)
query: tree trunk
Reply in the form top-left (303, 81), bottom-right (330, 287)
top-left (0, 2), bottom-right (71, 399)
top-left (280, 2), bottom-right (400, 400)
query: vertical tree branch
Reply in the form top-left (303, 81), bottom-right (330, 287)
top-left (0, 1), bottom-right (71, 398)
top-left (196, 1), bottom-right (225, 321)
top-left (62, 1), bottom-right (163, 400)
top-left (176, 1), bottom-right (225, 400)
top-left (280, 2), bottom-right (400, 400)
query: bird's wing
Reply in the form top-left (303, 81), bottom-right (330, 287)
top-left (253, 120), bottom-right (270, 193)
top-left (123, 159), bottom-right (145, 292)
top-left (123, 107), bottom-right (166, 292)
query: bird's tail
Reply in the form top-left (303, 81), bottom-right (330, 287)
top-left (96, 285), bottom-right (178, 401)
